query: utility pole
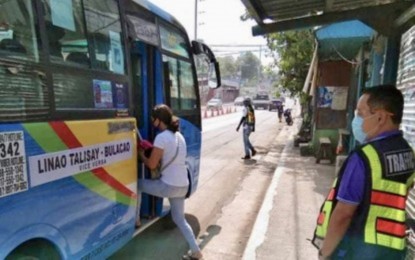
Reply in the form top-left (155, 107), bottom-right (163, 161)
top-left (194, 0), bottom-right (198, 40)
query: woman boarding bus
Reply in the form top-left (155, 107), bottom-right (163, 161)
top-left (0, 0), bottom-right (220, 259)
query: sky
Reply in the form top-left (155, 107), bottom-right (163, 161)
top-left (150, 0), bottom-right (273, 65)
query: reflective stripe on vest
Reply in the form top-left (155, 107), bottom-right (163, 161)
top-left (315, 179), bottom-right (337, 239)
top-left (362, 145), bottom-right (407, 250)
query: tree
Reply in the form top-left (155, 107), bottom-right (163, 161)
top-left (265, 30), bottom-right (315, 97)
top-left (236, 52), bottom-right (261, 81)
top-left (216, 56), bottom-right (238, 78)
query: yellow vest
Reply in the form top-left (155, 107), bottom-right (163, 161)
top-left (313, 140), bottom-right (415, 251)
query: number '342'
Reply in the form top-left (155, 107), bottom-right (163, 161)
top-left (0, 142), bottom-right (20, 158)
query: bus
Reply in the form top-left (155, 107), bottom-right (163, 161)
top-left (0, 0), bottom-right (220, 258)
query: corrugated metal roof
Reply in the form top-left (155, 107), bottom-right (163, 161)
top-left (245, 0), bottom-right (397, 22)
top-left (241, 0), bottom-right (415, 35)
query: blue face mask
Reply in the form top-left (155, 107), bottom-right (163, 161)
top-left (352, 114), bottom-right (376, 143)
top-left (352, 115), bottom-right (366, 143)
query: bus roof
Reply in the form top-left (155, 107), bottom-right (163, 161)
top-left (132, 0), bottom-right (187, 34)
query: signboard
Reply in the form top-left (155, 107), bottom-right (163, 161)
top-left (316, 86), bottom-right (349, 129)
top-left (127, 15), bottom-right (159, 46)
top-left (29, 139), bottom-right (133, 187)
top-left (0, 131), bottom-right (28, 198)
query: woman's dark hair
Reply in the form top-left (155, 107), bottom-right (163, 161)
top-left (362, 85), bottom-right (403, 125)
top-left (151, 104), bottom-right (179, 132)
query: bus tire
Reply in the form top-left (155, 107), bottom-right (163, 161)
top-left (6, 239), bottom-right (61, 260)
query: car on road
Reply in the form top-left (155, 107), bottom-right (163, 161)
top-left (234, 96), bottom-right (244, 106)
top-left (207, 98), bottom-right (223, 110)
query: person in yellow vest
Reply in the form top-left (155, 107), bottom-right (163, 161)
top-left (236, 97), bottom-right (257, 159)
top-left (312, 85), bottom-right (415, 259)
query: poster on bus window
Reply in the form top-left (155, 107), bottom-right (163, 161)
top-left (113, 82), bottom-right (127, 109)
top-left (93, 80), bottom-right (113, 108)
top-left (50, 0), bottom-right (75, 31)
top-left (109, 31), bottom-right (124, 74)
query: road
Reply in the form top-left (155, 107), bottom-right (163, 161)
top-left (110, 107), bottom-right (288, 260)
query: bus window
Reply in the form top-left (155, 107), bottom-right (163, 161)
top-left (164, 56), bottom-right (180, 110)
top-left (0, 63), bottom-right (49, 121)
top-left (163, 56), bottom-right (197, 110)
top-left (0, 0), bottom-right (39, 61)
top-left (84, 0), bottom-right (125, 74)
top-left (160, 25), bottom-right (189, 59)
top-left (53, 72), bottom-right (93, 109)
top-left (179, 61), bottom-right (197, 109)
top-left (42, 0), bottom-right (90, 67)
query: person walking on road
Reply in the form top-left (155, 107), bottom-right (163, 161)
top-left (138, 104), bottom-right (202, 260)
top-left (236, 97), bottom-right (257, 159)
top-left (312, 85), bottom-right (415, 259)
top-left (277, 101), bottom-right (284, 123)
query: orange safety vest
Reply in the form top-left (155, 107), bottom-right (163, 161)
top-left (313, 134), bottom-right (415, 251)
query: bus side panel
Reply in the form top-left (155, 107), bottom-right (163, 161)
top-left (180, 118), bottom-right (202, 196)
top-left (0, 119), bottom-right (138, 259)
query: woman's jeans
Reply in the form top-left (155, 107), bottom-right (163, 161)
top-left (137, 179), bottom-right (200, 253)
top-left (243, 126), bottom-right (254, 156)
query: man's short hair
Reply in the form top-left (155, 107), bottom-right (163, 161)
top-left (362, 85), bottom-right (403, 125)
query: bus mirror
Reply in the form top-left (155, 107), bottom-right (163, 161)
top-left (192, 41), bottom-right (204, 55)
top-left (192, 40), bottom-right (215, 62)
top-left (192, 40), bottom-right (221, 89)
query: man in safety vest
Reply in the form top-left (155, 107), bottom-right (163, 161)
top-left (236, 97), bottom-right (257, 159)
top-left (312, 85), bottom-right (415, 259)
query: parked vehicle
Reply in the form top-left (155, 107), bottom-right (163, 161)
top-left (234, 96), bottom-right (245, 106)
top-left (207, 98), bottom-right (223, 110)
top-left (252, 93), bottom-right (270, 109)
top-left (269, 99), bottom-right (284, 111)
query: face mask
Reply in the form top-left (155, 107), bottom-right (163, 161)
top-left (351, 114), bottom-right (376, 143)
top-left (152, 118), bottom-right (160, 129)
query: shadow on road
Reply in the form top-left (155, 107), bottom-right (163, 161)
top-left (198, 224), bottom-right (222, 250)
top-left (110, 213), bottom-right (205, 260)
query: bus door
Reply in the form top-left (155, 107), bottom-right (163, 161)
top-left (131, 41), bottom-right (163, 219)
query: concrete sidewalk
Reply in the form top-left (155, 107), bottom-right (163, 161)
top-left (242, 120), bottom-right (336, 260)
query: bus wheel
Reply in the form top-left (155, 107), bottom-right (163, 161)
top-left (6, 239), bottom-right (61, 260)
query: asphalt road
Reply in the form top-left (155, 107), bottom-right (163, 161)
top-left (110, 107), bottom-right (287, 260)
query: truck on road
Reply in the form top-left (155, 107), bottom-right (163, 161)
top-left (252, 93), bottom-right (270, 110)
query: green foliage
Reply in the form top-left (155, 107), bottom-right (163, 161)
top-left (216, 52), bottom-right (262, 86)
top-left (217, 56), bottom-right (238, 78)
top-left (266, 30), bottom-right (315, 97)
top-left (236, 52), bottom-right (261, 81)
